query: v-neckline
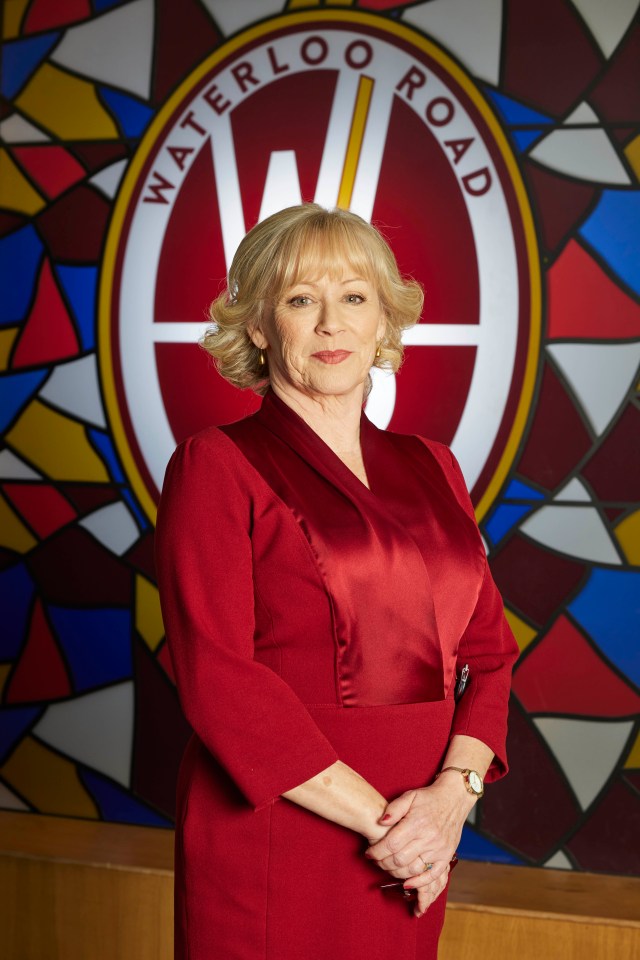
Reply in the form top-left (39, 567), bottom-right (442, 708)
top-left (257, 388), bottom-right (379, 499)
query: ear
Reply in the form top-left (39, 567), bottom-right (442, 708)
top-left (247, 323), bottom-right (269, 350)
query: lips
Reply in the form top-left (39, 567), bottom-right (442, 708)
top-left (311, 350), bottom-right (353, 364)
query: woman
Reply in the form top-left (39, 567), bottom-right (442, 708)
top-left (155, 203), bottom-right (519, 960)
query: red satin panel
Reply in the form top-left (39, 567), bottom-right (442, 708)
top-left (156, 388), bottom-right (519, 960)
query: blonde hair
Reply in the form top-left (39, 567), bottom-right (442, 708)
top-left (201, 204), bottom-right (424, 397)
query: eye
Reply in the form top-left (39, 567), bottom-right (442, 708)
top-left (345, 293), bottom-right (365, 304)
top-left (288, 294), bottom-right (313, 307)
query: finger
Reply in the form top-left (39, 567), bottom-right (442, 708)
top-left (378, 790), bottom-right (416, 827)
top-left (403, 862), bottom-right (450, 891)
top-left (414, 870), bottom-right (449, 918)
top-left (378, 852), bottom-right (436, 881)
top-left (371, 836), bottom-right (435, 873)
top-left (367, 819), bottom-right (433, 864)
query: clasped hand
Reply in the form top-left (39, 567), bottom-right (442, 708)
top-left (365, 780), bottom-right (475, 917)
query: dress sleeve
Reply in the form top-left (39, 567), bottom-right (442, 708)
top-left (439, 446), bottom-right (520, 782)
top-left (155, 433), bottom-right (339, 811)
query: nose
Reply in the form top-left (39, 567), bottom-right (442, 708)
top-left (316, 299), bottom-right (343, 335)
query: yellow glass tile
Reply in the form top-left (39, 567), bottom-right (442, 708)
top-left (624, 732), bottom-right (640, 769)
top-left (624, 135), bottom-right (640, 181)
top-left (504, 606), bottom-right (537, 653)
top-left (16, 63), bottom-right (119, 140)
top-left (0, 491), bottom-right (37, 552)
top-left (6, 400), bottom-right (110, 482)
top-left (0, 663), bottom-right (12, 698)
top-left (136, 574), bottom-right (165, 651)
top-left (615, 509), bottom-right (640, 564)
top-left (0, 736), bottom-right (99, 818)
top-left (2, 0), bottom-right (31, 39)
top-left (0, 148), bottom-right (46, 214)
top-left (0, 326), bottom-right (19, 370)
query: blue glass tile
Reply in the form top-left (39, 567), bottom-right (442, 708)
top-left (485, 503), bottom-right (534, 544)
top-left (0, 33), bottom-right (60, 98)
top-left (80, 767), bottom-right (172, 826)
top-left (0, 705), bottom-right (42, 764)
top-left (93, 0), bottom-right (128, 10)
top-left (485, 89), bottom-right (554, 129)
top-left (88, 429), bottom-right (126, 483)
top-left (98, 86), bottom-right (153, 138)
top-left (0, 563), bottom-right (34, 659)
top-left (120, 487), bottom-right (148, 530)
top-left (579, 190), bottom-right (640, 297)
top-left (512, 129), bottom-right (545, 152)
top-left (47, 606), bottom-right (132, 690)
top-left (55, 266), bottom-right (98, 350)
top-left (0, 225), bottom-right (44, 324)
top-left (0, 369), bottom-right (48, 431)
top-left (504, 479), bottom-right (546, 501)
top-left (457, 825), bottom-right (526, 865)
top-left (568, 569), bottom-right (640, 686)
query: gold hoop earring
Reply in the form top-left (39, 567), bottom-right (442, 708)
top-left (375, 342), bottom-right (382, 359)
top-left (259, 349), bottom-right (266, 368)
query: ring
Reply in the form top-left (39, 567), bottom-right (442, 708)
top-left (419, 857), bottom-right (433, 872)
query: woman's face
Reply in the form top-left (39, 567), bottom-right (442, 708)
top-left (250, 266), bottom-right (386, 402)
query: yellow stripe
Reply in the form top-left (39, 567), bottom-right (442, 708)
top-left (337, 75), bottom-right (374, 210)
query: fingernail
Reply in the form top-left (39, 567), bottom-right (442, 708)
top-left (364, 852), bottom-right (373, 859)
top-left (380, 814), bottom-right (391, 822)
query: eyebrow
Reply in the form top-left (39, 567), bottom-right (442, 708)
top-left (288, 277), bottom-right (368, 288)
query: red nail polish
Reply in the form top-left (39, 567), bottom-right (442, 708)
top-left (381, 814), bottom-right (391, 822)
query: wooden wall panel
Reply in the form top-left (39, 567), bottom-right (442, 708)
top-left (1, 814), bottom-right (638, 959)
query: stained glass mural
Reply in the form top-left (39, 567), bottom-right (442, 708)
top-left (0, 0), bottom-right (638, 876)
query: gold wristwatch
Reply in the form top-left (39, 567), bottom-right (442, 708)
top-left (435, 766), bottom-right (484, 797)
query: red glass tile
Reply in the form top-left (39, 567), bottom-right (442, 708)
top-left (3, 483), bottom-right (76, 539)
top-left (59, 483), bottom-right (119, 514)
top-left (490, 535), bottom-right (586, 625)
top-left (68, 142), bottom-right (128, 172)
top-left (582, 405), bottom-right (640, 502)
top-left (523, 163), bottom-right (595, 255)
top-left (5, 600), bottom-right (72, 703)
top-left (481, 698), bottom-right (581, 860)
top-left (623, 770), bottom-right (640, 792)
top-left (23, 0), bottom-right (91, 33)
top-left (590, 23), bottom-right (640, 123)
top-left (0, 212), bottom-right (27, 237)
top-left (13, 145), bottom-right (85, 200)
top-left (513, 614), bottom-right (640, 717)
top-left (566, 780), bottom-right (640, 874)
top-left (36, 185), bottom-right (110, 262)
top-left (502, 0), bottom-right (603, 115)
top-left (153, 0), bottom-right (221, 104)
top-left (517, 362), bottom-right (593, 488)
top-left (27, 526), bottom-right (132, 605)
top-left (12, 258), bottom-right (80, 367)
top-left (603, 507), bottom-right (627, 522)
top-left (131, 639), bottom-right (191, 819)
top-left (124, 529), bottom-right (156, 580)
top-left (547, 240), bottom-right (640, 340)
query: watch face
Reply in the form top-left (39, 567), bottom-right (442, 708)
top-left (468, 771), bottom-right (483, 794)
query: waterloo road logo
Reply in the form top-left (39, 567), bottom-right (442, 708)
top-left (100, 10), bottom-right (540, 522)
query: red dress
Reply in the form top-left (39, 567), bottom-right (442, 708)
top-left (155, 388), bottom-right (519, 960)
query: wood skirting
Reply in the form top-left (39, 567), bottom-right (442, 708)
top-left (1, 811), bottom-right (638, 959)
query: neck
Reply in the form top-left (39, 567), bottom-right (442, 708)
top-left (269, 382), bottom-right (365, 456)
